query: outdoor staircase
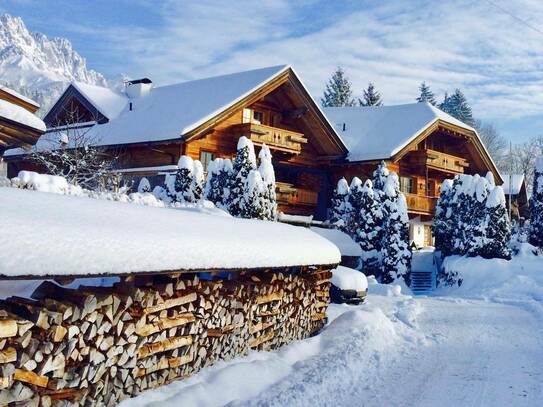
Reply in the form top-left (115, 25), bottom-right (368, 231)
top-left (410, 250), bottom-right (438, 294)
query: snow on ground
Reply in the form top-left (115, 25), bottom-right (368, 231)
top-left (0, 187), bottom-right (340, 277)
top-left (124, 253), bottom-right (543, 407)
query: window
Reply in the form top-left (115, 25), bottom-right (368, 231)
top-left (199, 151), bottom-right (214, 172)
top-left (400, 177), bottom-right (414, 194)
top-left (242, 108), bottom-right (252, 123)
top-left (253, 110), bottom-right (264, 124)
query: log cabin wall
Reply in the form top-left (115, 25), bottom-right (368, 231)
top-left (0, 266), bottom-right (332, 406)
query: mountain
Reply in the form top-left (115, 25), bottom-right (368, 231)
top-left (0, 13), bottom-right (108, 116)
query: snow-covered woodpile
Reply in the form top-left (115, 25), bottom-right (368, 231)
top-left (0, 266), bottom-right (332, 406)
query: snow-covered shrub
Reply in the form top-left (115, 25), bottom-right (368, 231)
top-left (345, 176), bottom-right (363, 235)
top-left (329, 177), bottom-right (350, 229)
top-left (165, 155), bottom-right (205, 204)
top-left (0, 176), bottom-right (10, 187)
top-left (381, 173), bottom-right (411, 284)
top-left (433, 179), bottom-right (454, 255)
top-left (356, 180), bottom-right (383, 273)
top-left (258, 144), bottom-right (277, 220)
top-left (240, 170), bottom-right (266, 219)
top-left (228, 136), bottom-right (257, 217)
top-left (529, 156), bottom-right (543, 248)
top-left (372, 160), bottom-right (389, 191)
top-left (205, 158), bottom-right (232, 209)
top-left (479, 186), bottom-right (511, 259)
top-left (465, 175), bottom-right (491, 257)
top-left (137, 177), bottom-right (151, 193)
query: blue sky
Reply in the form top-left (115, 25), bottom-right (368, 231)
top-left (2, 0), bottom-right (543, 143)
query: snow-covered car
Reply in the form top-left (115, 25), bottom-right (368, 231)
top-left (330, 266), bottom-right (368, 304)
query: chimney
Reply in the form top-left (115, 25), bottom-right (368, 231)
top-left (125, 78), bottom-right (153, 99)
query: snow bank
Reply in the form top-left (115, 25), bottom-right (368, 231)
top-left (331, 266), bottom-right (368, 291)
top-left (310, 227), bottom-right (362, 257)
top-left (16, 170), bottom-right (70, 194)
top-left (0, 188), bottom-right (340, 277)
top-left (0, 98), bottom-right (45, 132)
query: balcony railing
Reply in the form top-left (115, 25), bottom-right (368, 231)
top-left (231, 123), bottom-right (308, 154)
top-left (276, 182), bottom-right (318, 207)
top-left (408, 149), bottom-right (469, 173)
top-left (404, 193), bottom-right (437, 215)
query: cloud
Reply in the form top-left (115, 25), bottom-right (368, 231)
top-left (55, 0), bottom-right (543, 130)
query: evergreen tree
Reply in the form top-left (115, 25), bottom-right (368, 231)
top-left (440, 89), bottom-right (475, 127)
top-left (480, 186), bottom-right (511, 259)
top-left (359, 82), bottom-right (383, 106)
top-left (346, 177), bottom-right (363, 236)
top-left (321, 67), bottom-right (356, 107)
top-left (450, 174), bottom-right (476, 255)
top-left (228, 136), bottom-right (257, 216)
top-left (170, 155), bottom-right (195, 203)
top-left (240, 170), bottom-right (266, 219)
top-left (329, 177), bottom-right (350, 230)
top-left (433, 179), bottom-right (454, 254)
top-left (137, 177), bottom-right (151, 193)
top-left (372, 160), bottom-right (389, 191)
top-left (529, 156), bottom-right (543, 247)
top-left (357, 179), bottom-right (384, 272)
top-left (416, 82), bottom-right (436, 105)
top-left (466, 175), bottom-right (491, 257)
top-left (258, 144), bottom-right (277, 220)
top-left (381, 173), bottom-right (411, 284)
top-left (205, 158), bottom-right (233, 209)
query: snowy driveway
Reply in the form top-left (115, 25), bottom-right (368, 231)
top-left (124, 292), bottom-right (543, 407)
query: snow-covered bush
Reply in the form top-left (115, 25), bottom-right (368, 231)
top-left (433, 179), bottom-right (454, 255)
top-left (372, 160), bottom-right (389, 191)
top-left (381, 174), bottom-right (411, 284)
top-left (258, 144), bottom-right (277, 220)
top-left (329, 177), bottom-right (350, 229)
top-left (240, 170), bottom-right (266, 219)
top-left (345, 176), bottom-right (363, 235)
top-left (165, 155), bottom-right (206, 204)
top-left (529, 156), bottom-right (543, 248)
top-left (137, 177), bottom-right (151, 193)
top-left (479, 186), bottom-right (511, 259)
top-left (205, 158), bottom-right (232, 209)
top-left (356, 180), bottom-right (383, 273)
top-left (228, 136), bottom-right (258, 217)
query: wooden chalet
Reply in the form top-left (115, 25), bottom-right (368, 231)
top-left (324, 103), bottom-right (502, 247)
top-left (502, 174), bottom-right (529, 223)
top-left (0, 85), bottom-right (45, 176)
top-left (5, 66), bottom-right (347, 218)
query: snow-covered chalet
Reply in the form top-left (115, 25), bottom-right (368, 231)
top-left (4, 65), bottom-right (501, 246)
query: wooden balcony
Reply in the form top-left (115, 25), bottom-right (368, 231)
top-left (404, 193), bottom-right (437, 215)
top-left (276, 182), bottom-right (318, 207)
top-left (231, 123), bottom-right (308, 154)
top-left (408, 149), bottom-right (469, 174)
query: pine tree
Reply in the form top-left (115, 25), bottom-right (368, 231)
top-left (170, 155), bottom-right (195, 203)
top-left (466, 175), bottom-right (491, 257)
top-left (450, 174), bottom-right (476, 255)
top-left (345, 177), bottom-right (363, 236)
top-left (381, 173), bottom-right (411, 284)
top-left (192, 160), bottom-right (205, 202)
top-left (359, 82), bottom-right (383, 106)
top-left (440, 89), bottom-right (475, 127)
top-left (529, 156), bottom-right (543, 247)
top-left (240, 170), bottom-right (266, 219)
top-left (480, 186), bottom-right (511, 259)
top-left (433, 179), bottom-right (454, 254)
top-left (205, 158), bottom-right (233, 209)
top-left (372, 160), bottom-right (389, 191)
top-left (416, 82), bottom-right (436, 105)
top-left (357, 179), bottom-right (384, 272)
top-left (321, 67), bottom-right (356, 107)
top-left (258, 144), bottom-right (277, 220)
top-left (228, 136), bottom-right (257, 217)
top-left (137, 177), bottom-right (151, 193)
top-left (329, 177), bottom-right (350, 230)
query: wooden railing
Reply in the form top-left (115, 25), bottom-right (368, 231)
top-left (276, 182), bottom-right (318, 207)
top-left (408, 149), bottom-right (469, 173)
top-left (231, 123), bottom-right (307, 154)
top-left (404, 193), bottom-right (437, 215)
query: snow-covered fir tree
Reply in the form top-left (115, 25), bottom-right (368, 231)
top-left (258, 144), bottom-right (277, 220)
top-left (345, 177), bottom-right (363, 235)
top-left (381, 173), bottom-right (411, 284)
top-left (192, 160), bottom-right (205, 202)
top-left (433, 179), bottom-right (454, 254)
top-left (440, 89), bottom-right (475, 127)
top-left (170, 155), bottom-right (196, 203)
top-left (357, 179), bottom-right (384, 272)
top-left (372, 160), bottom-right (389, 191)
top-left (137, 177), bottom-right (151, 193)
top-left (205, 158), bottom-right (232, 209)
top-left (465, 175), bottom-right (491, 257)
top-left (479, 186), bottom-right (511, 259)
top-left (529, 156), bottom-right (543, 247)
top-left (228, 136), bottom-right (257, 217)
top-left (329, 177), bottom-right (350, 229)
top-left (359, 82), bottom-right (383, 106)
top-left (450, 174), bottom-right (476, 255)
top-left (240, 170), bottom-right (266, 219)
top-left (416, 82), bottom-right (436, 105)
top-left (321, 67), bottom-right (356, 107)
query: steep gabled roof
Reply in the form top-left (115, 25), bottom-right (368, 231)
top-left (71, 82), bottom-right (128, 120)
top-left (323, 102), bottom-right (477, 162)
top-left (501, 174), bottom-right (525, 196)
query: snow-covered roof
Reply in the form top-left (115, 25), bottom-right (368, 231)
top-left (501, 174), bottom-right (525, 195)
top-left (61, 65), bottom-right (290, 147)
top-left (0, 98), bottom-right (45, 132)
top-left (0, 187), bottom-right (340, 278)
top-left (0, 85), bottom-right (40, 108)
top-left (310, 227), bottom-right (362, 257)
top-left (72, 82), bottom-right (128, 120)
top-left (323, 102), bottom-right (476, 162)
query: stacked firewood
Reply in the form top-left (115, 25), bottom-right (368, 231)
top-left (0, 266), bottom-right (332, 406)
